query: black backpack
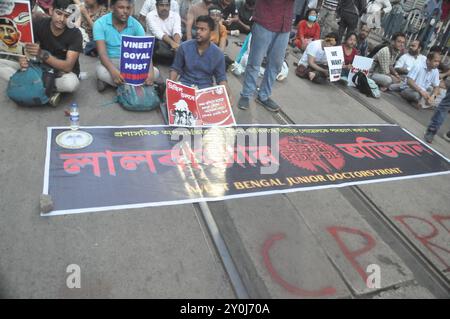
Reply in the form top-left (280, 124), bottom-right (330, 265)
top-left (352, 71), bottom-right (381, 98)
top-left (368, 41), bottom-right (389, 58)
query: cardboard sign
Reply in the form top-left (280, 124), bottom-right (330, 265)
top-left (166, 80), bottom-right (235, 127)
top-left (324, 46), bottom-right (344, 82)
top-left (120, 35), bottom-right (155, 86)
top-left (0, 0), bottom-right (34, 57)
top-left (347, 55), bottom-right (374, 86)
top-left (195, 86), bottom-right (235, 126)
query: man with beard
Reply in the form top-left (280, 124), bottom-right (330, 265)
top-left (1, 0), bottom-right (82, 106)
top-left (94, 0), bottom-right (158, 91)
top-left (146, 0), bottom-right (181, 64)
top-left (0, 18), bottom-right (26, 56)
top-left (186, 0), bottom-right (213, 40)
top-left (356, 24), bottom-right (370, 57)
top-left (389, 40), bottom-right (426, 91)
top-left (170, 15), bottom-right (232, 102)
top-left (395, 40), bottom-right (426, 76)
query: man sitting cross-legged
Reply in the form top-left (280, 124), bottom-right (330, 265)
top-left (1, 0), bottom-right (83, 107)
top-left (169, 15), bottom-right (232, 102)
top-left (94, 0), bottom-right (159, 91)
top-left (398, 51), bottom-right (441, 109)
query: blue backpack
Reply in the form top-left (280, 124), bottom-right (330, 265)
top-left (7, 64), bottom-right (50, 106)
top-left (116, 84), bottom-right (161, 111)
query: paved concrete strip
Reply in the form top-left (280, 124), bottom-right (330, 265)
top-left (285, 189), bottom-right (414, 296)
top-left (359, 177), bottom-right (450, 275)
top-left (0, 56), bottom-right (235, 298)
top-left (209, 196), bottom-right (352, 299)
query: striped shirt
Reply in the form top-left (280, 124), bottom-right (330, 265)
top-left (322, 0), bottom-right (339, 11)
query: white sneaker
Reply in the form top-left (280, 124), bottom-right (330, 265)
top-left (230, 30), bottom-right (240, 37)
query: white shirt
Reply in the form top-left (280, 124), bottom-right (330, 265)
top-left (140, 0), bottom-right (180, 17)
top-left (406, 59), bottom-right (440, 91)
top-left (299, 40), bottom-right (326, 66)
top-left (395, 53), bottom-right (426, 73)
top-left (146, 10), bottom-right (182, 39)
top-left (366, 0), bottom-right (392, 14)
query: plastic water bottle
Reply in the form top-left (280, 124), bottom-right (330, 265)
top-left (69, 102), bottom-right (79, 131)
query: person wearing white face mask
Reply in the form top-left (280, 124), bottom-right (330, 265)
top-left (293, 8), bottom-right (320, 51)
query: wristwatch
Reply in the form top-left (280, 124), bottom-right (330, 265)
top-left (39, 50), bottom-right (50, 62)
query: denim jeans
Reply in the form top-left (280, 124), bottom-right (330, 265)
top-left (241, 23), bottom-right (290, 101)
top-left (427, 90), bottom-right (450, 134)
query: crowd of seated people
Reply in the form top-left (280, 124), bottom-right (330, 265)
top-left (1, 0), bottom-right (449, 142)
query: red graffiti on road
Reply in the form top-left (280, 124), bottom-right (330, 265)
top-left (395, 214), bottom-right (450, 271)
top-left (327, 226), bottom-right (376, 283)
top-left (262, 233), bottom-right (336, 297)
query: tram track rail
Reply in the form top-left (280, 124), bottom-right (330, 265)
top-left (158, 52), bottom-right (450, 298)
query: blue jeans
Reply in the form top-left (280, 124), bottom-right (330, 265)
top-left (241, 23), bottom-right (290, 101)
top-left (427, 90), bottom-right (450, 134)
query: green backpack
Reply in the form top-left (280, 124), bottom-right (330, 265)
top-left (116, 84), bottom-right (161, 111)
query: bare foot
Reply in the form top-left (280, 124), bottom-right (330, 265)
top-left (308, 72), bottom-right (316, 81)
top-left (380, 86), bottom-right (388, 92)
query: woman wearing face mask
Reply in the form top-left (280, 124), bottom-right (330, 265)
top-left (293, 8), bottom-right (320, 51)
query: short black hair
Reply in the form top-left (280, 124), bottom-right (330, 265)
top-left (429, 45), bottom-right (442, 53)
top-left (427, 51), bottom-right (441, 61)
top-left (391, 32), bottom-right (406, 41)
top-left (196, 15), bottom-right (215, 31)
top-left (156, 0), bottom-right (171, 5)
top-left (52, 0), bottom-right (74, 10)
top-left (344, 32), bottom-right (358, 43)
top-left (325, 32), bottom-right (339, 42)
top-left (0, 18), bottom-right (16, 28)
top-left (111, 0), bottom-right (134, 6)
top-left (306, 8), bottom-right (318, 17)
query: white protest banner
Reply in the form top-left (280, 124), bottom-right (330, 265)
top-left (324, 46), bottom-right (344, 82)
top-left (347, 56), bottom-right (374, 86)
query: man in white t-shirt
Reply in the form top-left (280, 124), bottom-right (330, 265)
top-left (389, 40), bottom-right (426, 91)
top-left (399, 51), bottom-right (441, 109)
top-left (139, 0), bottom-right (180, 29)
top-left (147, 0), bottom-right (182, 63)
top-left (295, 32), bottom-right (338, 84)
top-left (395, 40), bottom-right (426, 75)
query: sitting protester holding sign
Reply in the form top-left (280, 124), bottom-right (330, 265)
top-left (94, 0), bottom-right (158, 91)
top-left (4, 0), bottom-right (83, 107)
top-left (295, 32), bottom-right (338, 84)
top-left (169, 15), bottom-right (232, 102)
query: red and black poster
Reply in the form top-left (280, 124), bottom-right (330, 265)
top-left (166, 80), bottom-right (235, 126)
top-left (43, 124), bottom-right (450, 216)
top-left (0, 0), bottom-right (34, 56)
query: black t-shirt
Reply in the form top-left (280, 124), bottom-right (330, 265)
top-left (213, 0), bottom-right (237, 19)
top-left (238, 4), bottom-right (254, 27)
top-left (33, 17), bottom-right (83, 75)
